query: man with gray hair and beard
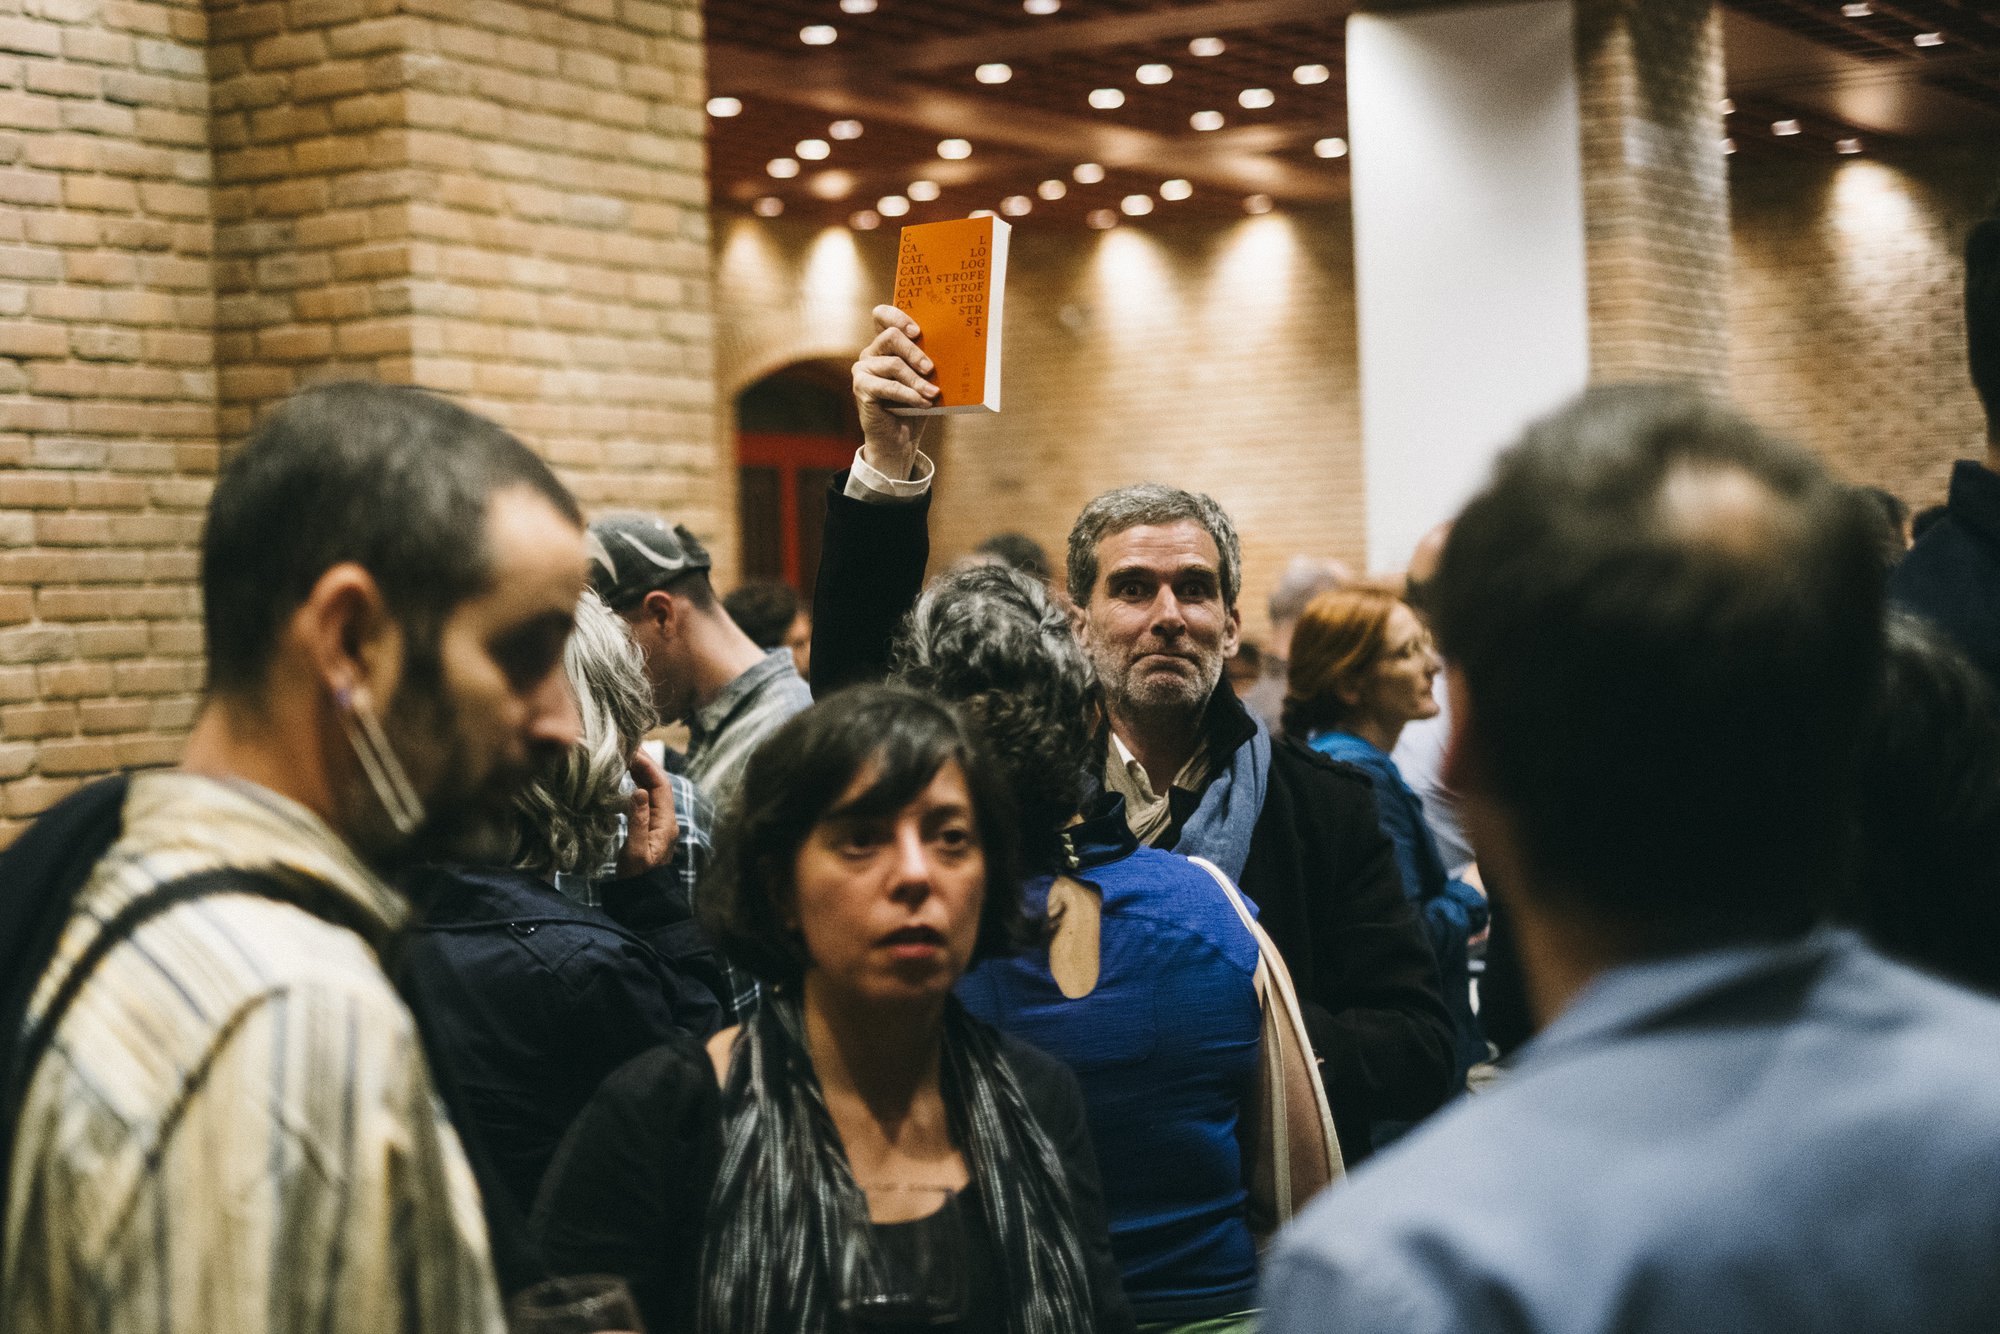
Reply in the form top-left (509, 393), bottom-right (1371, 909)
top-left (815, 306), bottom-right (1455, 1164)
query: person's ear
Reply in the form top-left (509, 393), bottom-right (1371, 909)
top-left (1221, 601), bottom-right (1242, 656)
top-left (295, 562), bottom-right (405, 706)
top-left (637, 588), bottom-right (680, 638)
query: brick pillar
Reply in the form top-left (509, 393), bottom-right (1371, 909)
top-left (1576, 0), bottom-right (1730, 389)
top-left (0, 0), bottom-right (219, 836)
top-left (205, 0), bottom-right (721, 520)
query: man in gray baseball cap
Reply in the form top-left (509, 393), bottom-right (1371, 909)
top-left (588, 514), bottom-right (811, 816)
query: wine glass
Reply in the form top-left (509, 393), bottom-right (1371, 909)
top-left (836, 1185), bottom-right (969, 1331)
top-left (508, 1274), bottom-right (646, 1334)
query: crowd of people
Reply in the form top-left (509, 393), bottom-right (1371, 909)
top-left (2, 213), bottom-right (1999, 1334)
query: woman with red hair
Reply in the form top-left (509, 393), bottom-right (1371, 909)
top-left (1284, 587), bottom-right (1488, 1104)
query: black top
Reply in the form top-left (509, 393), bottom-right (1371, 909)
top-left (397, 863), bottom-right (720, 1217)
top-left (532, 1029), bottom-right (1136, 1334)
top-left (1890, 459), bottom-right (2000, 699)
top-left (809, 474), bottom-right (1457, 1162)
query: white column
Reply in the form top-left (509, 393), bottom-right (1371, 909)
top-left (1347, 0), bottom-right (1591, 571)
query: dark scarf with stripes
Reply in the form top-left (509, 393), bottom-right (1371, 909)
top-left (697, 992), bottom-right (1095, 1333)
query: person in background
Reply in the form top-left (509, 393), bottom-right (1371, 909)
top-left (2, 382), bottom-right (588, 1331)
top-left (588, 515), bottom-right (811, 818)
top-left (1842, 612), bottom-right (2000, 995)
top-left (1264, 385), bottom-right (2000, 1334)
top-left (970, 530), bottom-right (1054, 583)
top-left (1226, 639), bottom-right (1264, 697)
top-left (1912, 502), bottom-right (1949, 542)
top-left (1284, 585), bottom-right (1488, 1093)
top-left (399, 591), bottom-right (723, 1217)
top-left (533, 687), bottom-right (1133, 1334)
top-left (893, 564), bottom-right (1263, 1332)
top-left (1239, 556), bottom-right (1350, 734)
top-left (824, 305), bottom-right (1454, 1166)
top-left (1857, 485), bottom-right (1913, 571)
top-left (725, 579), bottom-right (813, 682)
top-left (1390, 522), bottom-right (1475, 874)
top-left (1890, 209), bottom-right (2000, 695)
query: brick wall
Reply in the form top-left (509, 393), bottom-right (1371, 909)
top-left (1730, 142), bottom-right (2000, 507)
top-left (0, 0), bottom-right (715, 838)
top-left (0, 0), bottom-right (217, 838)
top-left (716, 209), bottom-right (1367, 645)
top-left (1576, 0), bottom-right (1731, 389)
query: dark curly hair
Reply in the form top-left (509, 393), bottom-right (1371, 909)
top-left (891, 563), bottom-right (1105, 868)
top-left (697, 685), bottom-right (1028, 991)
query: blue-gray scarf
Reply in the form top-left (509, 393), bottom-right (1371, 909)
top-left (1171, 713), bottom-right (1272, 883)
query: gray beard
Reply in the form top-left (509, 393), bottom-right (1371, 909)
top-left (1097, 649), bottom-right (1223, 721)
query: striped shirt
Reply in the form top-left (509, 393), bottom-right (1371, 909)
top-left (1, 771), bottom-right (505, 1334)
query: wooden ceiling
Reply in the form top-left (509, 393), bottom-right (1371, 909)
top-left (702, 0), bottom-right (2000, 231)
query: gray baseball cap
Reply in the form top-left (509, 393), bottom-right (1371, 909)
top-left (587, 513), bottom-right (713, 610)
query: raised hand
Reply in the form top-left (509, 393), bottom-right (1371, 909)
top-left (852, 304), bottom-right (939, 482)
top-left (615, 746), bottom-right (679, 879)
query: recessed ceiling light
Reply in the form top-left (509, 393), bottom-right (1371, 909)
top-left (1238, 88), bottom-right (1275, 110)
top-left (840, 0), bottom-right (876, 11)
top-left (1841, 2), bottom-right (1871, 13)
top-left (1001, 195), bottom-right (1032, 217)
top-left (907, 179), bottom-right (941, 202)
top-left (850, 209), bottom-right (881, 229)
top-left (937, 138), bottom-right (972, 160)
top-left (1721, 138), bottom-right (1737, 155)
top-left (1314, 137), bottom-right (1348, 159)
top-left (1837, 137), bottom-right (1864, 154)
top-left (1190, 110), bottom-right (1224, 131)
top-left (1087, 208), bottom-right (1118, 229)
top-left (1915, 31), bottom-right (1944, 47)
top-left (1188, 37), bottom-right (1225, 57)
top-left (1023, 0), bottom-right (1059, 13)
top-left (970, 208), bottom-right (998, 218)
top-left (1037, 178), bottom-right (1067, 200)
top-left (977, 63), bottom-right (1012, 84)
top-left (810, 171), bottom-right (856, 199)
top-left (878, 195), bottom-right (911, 217)
top-left (1089, 88), bottom-right (1126, 109)
top-left (1159, 179), bottom-right (1192, 201)
top-left (1120, 194), bottom-right (1154, 216)
top-left (706, 96), bottom-right (742, 117)
top-left (829, 119), bottom-right (864, 140)
top-left (767, 157), bottom-right (800, 178)
top-left (1072, 162), bottom-right (1105, 184)
top-left (796, 138), bottom-right (830, 160)
top-left (800, 24), bottom-right (837, 45)
top-left (1136, 64), bottom-right (1172, 85)
top-left (1772, 119), bottom-right (1801, 136)
top-left (1243, 194), bottom-right (1274, 215)
top-left (1293, 64), bottom-right (1331, 86)
top-left (753, 196), bottom-right (784, 217)
top-left (1718, 98), bottom-right (1735, 115)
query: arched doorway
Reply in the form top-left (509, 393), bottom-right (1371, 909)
top-left (734, 359), bottom-right (860, 594)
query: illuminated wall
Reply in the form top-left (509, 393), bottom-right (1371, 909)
top-left (1730, 144), bottom-right (2000, 508)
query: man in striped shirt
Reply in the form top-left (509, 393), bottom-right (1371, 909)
top-left (2, 383), bottom-right (591, 1333)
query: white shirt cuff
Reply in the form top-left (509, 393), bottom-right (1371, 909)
top-left (844, 447), bottom-right (934, 503)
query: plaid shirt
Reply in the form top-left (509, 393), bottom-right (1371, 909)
top-left (557, 772), bottom-right (758, 1023)
top-left (2, 772), bottom-right (504, 1334)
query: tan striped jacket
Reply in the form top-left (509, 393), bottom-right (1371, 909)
top-left (1, 771), bottom-right (505, 1334)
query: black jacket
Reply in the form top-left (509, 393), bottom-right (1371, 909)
top-left (398, 864), bottom-right (721, 1217)
top-left (810, 477), bottom-right (1456, 1159)
top-left (1890, 459), bottom-right (2000, 698)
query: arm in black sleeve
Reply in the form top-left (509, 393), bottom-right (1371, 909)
top-left (1244, 743), bottom-right (1456, 1164)
top-left (809, 475), bottom-right (932, 696)
top-left (532, 1037), bottom-right (722, 1334)
top-left (1004, 1039), bottom-right (1137, 1334)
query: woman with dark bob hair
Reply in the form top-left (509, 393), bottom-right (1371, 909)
top-left (532, 684), bottom-right (1133, 1334)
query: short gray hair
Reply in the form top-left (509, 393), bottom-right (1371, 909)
top-left (510, 590), bottom-right (657, 878)
top-left (1066, 483), bottom-right (1244, 610)
top-left (892, 563), bottom-right (1104, 842)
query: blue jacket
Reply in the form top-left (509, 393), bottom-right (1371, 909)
top-left (398, 864), bottom-right (720, 1216)
top-left (1309, 733), bottom-right (1488, 1083)
top-left (958, 795), bottom-right (1262, 1322)
top-left (1890, 459), bottom-right (2000, 697)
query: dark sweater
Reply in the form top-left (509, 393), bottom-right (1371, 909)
top-left (810, 476), bottom-right (1457, 1160)
top-left (531, 1028), bottom-right (1137, 1334)
top-left (1890, 459), bottom-right (2000, 698)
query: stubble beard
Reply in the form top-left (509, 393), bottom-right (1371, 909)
top-left (1091, 638), bottom-right (1223, 731)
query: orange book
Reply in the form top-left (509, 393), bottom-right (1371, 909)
top-left (890, 215), bottom-right (1010, 414)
